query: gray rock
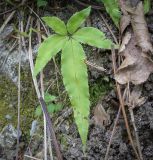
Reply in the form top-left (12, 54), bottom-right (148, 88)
top-left (0, 124), bottom-right (21, 148)
top-left (5, 114), bottom-right (12, 120)
top-left (0, 124), bottom-right (22, 159)
top-left (30, 120), bottom-right (39, 136)
top-left (0, 25), bottom-right (38, 84)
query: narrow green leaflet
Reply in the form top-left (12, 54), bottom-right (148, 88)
top-left (73, 27), bottom-right (113, 49)
top-left (44, 93), bottom-right (56, 103)
top-left (35, 104), bottom-right (62, 116)
top-left (35, 106), bottom-right (42, 116)
top-left (102, 0), bottom-right (121, 27)
top-left (37, 0), bottom-right (47, 7)
top-left (47, 104), bottom-right (62, 113)
top-left (35, 93), bottom-right (62, 116)
top-left (144, 0), bottom-right (151, 14)
top-left (61, 39), bottom-right (90, 146)
top-left (67, 7), bottom-right (91, 34)
top-left (42, 17), bottom-right (67, 35)
top-left (34, 35), bottom-right (67, 76)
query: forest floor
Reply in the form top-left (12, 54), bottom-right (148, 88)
top-left (0, 0), bottom-right (153, 160)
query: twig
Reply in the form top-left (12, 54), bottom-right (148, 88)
top-left (16, 13), bottom-right (22, 160)
top-left (126, 83), bottom-right (143, 160)
top-left (24, 154), bottom-right (42, 160)
top-left (0, 0), bottom-right (27, 16)
top-left (25, 15), bottom-right (32, 33)
top-left (104, 107), bottom-right (121, 160)
top-left (0, 11), bottom-right (15, 34)
top-left (27, 6), bottom-right (49, 35)
top-left (28, 22), bottom-right (63, 160)
top-left (74, 0), bottom-right (104, 10)
top-left (0, 40), bottom-right (17, 71)
top-left (37, 12), bottom-right (54, 159)
top-left (111, 47), bottom-right (140, 160)
top-left (85, 60), bottom-right (106, 72)
top-left (53, 58), bottom-right (61, 101)
top-left (41, 73), bottom-right (48, 160)
top-left (129, 108), bottom-right (143, 160)
top-left (104, 63), bottom-right (126, 160)
top-left (48, 136), bottom-right (54, 160)
top-left (97, 11), bottom-right (119, 45)
top-left (37, 17), bottom-right (48, 160)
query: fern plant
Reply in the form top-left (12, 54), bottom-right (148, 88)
top-left (34, 6), bottom-right (114, 149)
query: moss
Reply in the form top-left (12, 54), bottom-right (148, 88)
top-left (89, 76), bottom-right (113, 107)
top-left (0, 69), bottom-right (37, 139)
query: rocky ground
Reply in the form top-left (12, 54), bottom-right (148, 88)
top-left (0, 1), bottom-right (153, 160)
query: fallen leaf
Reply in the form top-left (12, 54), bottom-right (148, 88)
top-left (126, 86), bottom-right (146, 108)
top-left (119, 31), bottom-right (131, 53)
top-left (93, 103), bottom-right (110, 128)
top-left (118, 0), bottom-right (131, 34)
top-left (120, 14), bottom-right (131, 34)
top-left (115, 35), bottom-right (153, 85)
top-left (128, 2), bottom-right (153, 53)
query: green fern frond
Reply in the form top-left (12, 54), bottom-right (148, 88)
top-left (34, 35), bottom-right (68, 76)
top-left (61, 39), bottom-right (90, 146)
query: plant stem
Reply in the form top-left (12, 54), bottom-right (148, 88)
top-left (28, 22), bottom-right (63, 159)
top-left (111, 47), bottom-right (140, 160)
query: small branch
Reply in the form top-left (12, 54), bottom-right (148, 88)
top-left (16, 11), bottom-right (22, 160)
top-left (27, 6), bottom-right (49, 35)
top-left (129, 108), bottom-right (143, 160)
top-left (28, 21), bottom-right (63, 160)
top-left (24, 155), bottom-right (42, 160)
top-left (104, 106), bottom-right (121, 160)
top-left (97, 11), bottom-right (119, 45)
top-left (111, 47), bottom-right (140, 160)
top-left (37, 18), bottom-right (48, 160)
top-left (74, 0), bottom-right (104, 10)
top-left (85, 60), bottom-right (106, 72)
top-left (0, 11), bottom-right (15, 34)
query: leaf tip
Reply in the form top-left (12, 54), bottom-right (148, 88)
top-left (42, 16), bottom-right (48, 21)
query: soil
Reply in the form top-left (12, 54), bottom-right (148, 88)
top-left (0, 0), bottom-right (153, 160)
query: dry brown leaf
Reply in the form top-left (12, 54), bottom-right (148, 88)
top-left (115, 35), bottom-right (153, 85)
top-left (119, 0), bottom-right (131, 34)
top-left (93, 103), bottom-right (110, 128)
top-left (129, 2), bottom-right (153, 53)
top-left (126, 86), bottom-right (146, 108)
top-left (119, 31), bottom-right (131, 53)
top-left (120, 14), bottom-right (131, 34)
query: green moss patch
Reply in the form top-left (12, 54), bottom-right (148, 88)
top-left (0, 70), bottom-right (37, 138)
